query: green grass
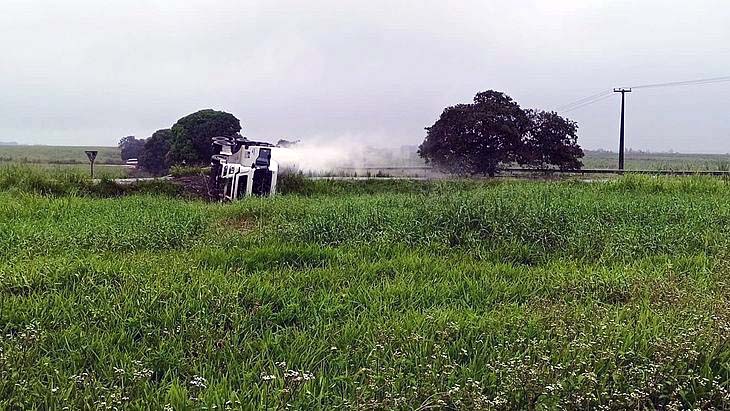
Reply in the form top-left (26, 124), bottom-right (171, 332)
top-left (0, 144), bottom-right (131, 179)
top-left (0, 165), bottom-right (180, 198)
top-left (0, 145), bottom-right (122, 165)
top-left (3, 171), bottom-right (730, 409)
top-left (0, 162), bottom-right (132, 179)
top-left (583, 150), bottom-right (730, 171)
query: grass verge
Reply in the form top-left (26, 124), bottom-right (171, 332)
top-left (2, 172), bottom-right (730, 408)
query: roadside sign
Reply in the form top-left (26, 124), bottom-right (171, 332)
top-left (84, 150), bottom-right (98, 178)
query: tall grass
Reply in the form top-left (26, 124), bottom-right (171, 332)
top-left (0, 164), bottom-right (92, 195)
top-left (0, 165), bottom-right (180, 198)
top-left (3, 173), bottom-right (730, 408)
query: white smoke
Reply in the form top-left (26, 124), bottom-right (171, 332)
top-left (271, 141), bottom-right (365, 174)
top-left (268, 138), bottom-right (425, 176)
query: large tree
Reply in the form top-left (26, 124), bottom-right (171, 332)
top-left (118, 136), bottom-right (145, 161)
top-left (419, 90), bottom-right (583, 175)
top-left (522, 110), bottom-right (584, 170)
top-left (168, 109), bottom-right (241, 165)
top-left (138, 129), bottom-right (173, 174)
top-left (419, 91), bottom-right (529, 176)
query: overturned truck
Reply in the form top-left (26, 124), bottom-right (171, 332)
top-left (209, 136), bottom-right (278, 201)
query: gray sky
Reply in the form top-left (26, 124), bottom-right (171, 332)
top-left (2, 0), bottom-right (729, 152)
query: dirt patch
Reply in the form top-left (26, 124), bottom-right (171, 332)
top-left (170, 175), bottom-right (212, 200)
top-left (227, 216), bottom-right (256, 233)
top-left (217, 215), bottom-right (258, 234)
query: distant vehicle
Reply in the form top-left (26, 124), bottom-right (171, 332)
top-left (125, 158), bottom-right (139, 166)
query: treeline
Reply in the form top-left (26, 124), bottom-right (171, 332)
top-left (119, 109), bottom-right (242, 175)
top-left (123, 89), bottom-right (585, 178)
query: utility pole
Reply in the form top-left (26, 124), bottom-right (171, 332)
top-left (613, 88), bottom-right (631, 170)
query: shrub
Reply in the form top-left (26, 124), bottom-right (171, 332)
top-left (170, 165), bottom-right (208, 177)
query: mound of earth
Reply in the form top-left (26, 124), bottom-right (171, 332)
top-left (170, 175), bottom-right (211, 200)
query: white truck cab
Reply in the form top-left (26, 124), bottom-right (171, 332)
top-left (209, 137), bottom-right (278, 200)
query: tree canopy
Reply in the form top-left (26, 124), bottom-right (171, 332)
top-left (418, 90), bottom-right (584, 175)
top-left (168, 110), bottom-right (241, 165)
top-left (522, 110), bottom-right (583, 170)
top-left (118, 136), bottom-right (145, 161)
top-left (138, 129), bottom-right (173, 174)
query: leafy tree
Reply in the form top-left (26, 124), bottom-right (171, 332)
top-left (168, 109), bottom-right (241, 165)
top-left (419, 90), bottom-right (583, 175)
top-left (418, 91), bottom-right (529, 176)
top-left (118, 136), bottom-right (145, 161)
top-left (139, 129), bottom-right (173, 174)
top-left (522, 110), bottom-right (584, 170)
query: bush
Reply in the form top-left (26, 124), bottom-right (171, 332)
top-left (277, 171), bottom-right (310, 195)
top-left (0, 165), bottom-right (182, 198)
top-left (170, 165), bottom-right (208, 177)
top-left (0, 165), bottom-right (91, 196)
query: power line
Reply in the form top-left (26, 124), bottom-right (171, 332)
top-left (557, 90), bottom-right (611, 111)
top-left (562, 93), bottom-right (613, 112)
top-left (555, 74), bottom-right (730, 172)
top-left (630, 75), bottom-right (730, 89)
top-left (557, 75), bottom-right (730, 113)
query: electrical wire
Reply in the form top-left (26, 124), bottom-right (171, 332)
top-left (562, 93), bottom-right (614, 113)
top-left (631, 75), bottom-right (730, 89)
top-left (556, 75), bottom-right (730, 113)
top-left (556, 90), bottom-right (612, 111)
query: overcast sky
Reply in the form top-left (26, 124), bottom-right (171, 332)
top-left (2, 0), bottom-right (729, 152)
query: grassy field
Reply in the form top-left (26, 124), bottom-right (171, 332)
top-left (2, 168), bottom-right (730, 409)
top-left (0, 145), bottom-right (123, 165)
top-left (0, 163), bottom-right (132, 179)
top-left (582, 150), bottom-right (730, 171)
top-left (0, 145), bottom-right (131, 179)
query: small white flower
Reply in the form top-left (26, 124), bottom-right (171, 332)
top-left (190, 375), bottom-right (207, 388)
